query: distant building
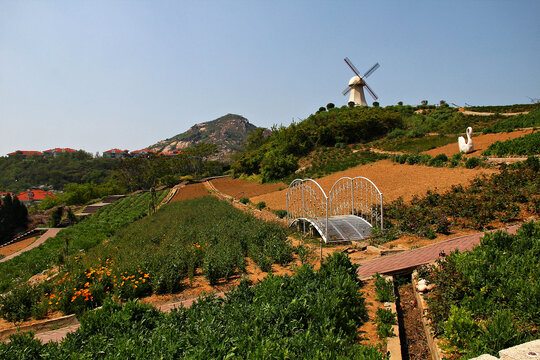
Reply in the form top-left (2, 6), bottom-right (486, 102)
top-left (103, 149), bottom-right (130, 158)
top-left (43, 148), bottom-right (78, 157)
top-left (15, 190), bottom-right (55, 205)
top-left (130, 149), bottom-right (156, 157)
top-left (7, 150), bottom-right (44, 158)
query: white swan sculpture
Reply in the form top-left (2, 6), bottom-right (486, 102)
top-left (458, 127), bottom-right (474, 153)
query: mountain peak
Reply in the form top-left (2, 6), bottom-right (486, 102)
top-left (148, 114), bottom-right (257, 158)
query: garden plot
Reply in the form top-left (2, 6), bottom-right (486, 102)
top-left (210, 176), bottom-right (286, 199)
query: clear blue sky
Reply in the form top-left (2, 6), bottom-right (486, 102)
top-left (1, 1), bottom-right (539, 156)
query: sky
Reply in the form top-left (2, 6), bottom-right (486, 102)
top-left (1, 1), bottom-right (539, 156)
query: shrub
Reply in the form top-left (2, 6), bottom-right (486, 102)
top-left (374, 273), bottom-right (395, 302)
top-left (255, 201), bottom-right (266, 210)
top-left (0, 283), bottom-right (42, 322)
top-left (239, 197), bottom-right (250, 204)
top-left (273, 209), bottom-right (287, 219)
top-left (375, 308), bottom-right (397, 340)
top-left (465, 157), bottom-right (480, 168)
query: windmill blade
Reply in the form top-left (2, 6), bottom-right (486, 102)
top-left (342, 86), bottom-right (352, 96)
top-left (344, 57), bottom-right (361, 77)
top-left (364, 83), bottom-right (378, 100)
top-left (363, 62), bottom-right (380, 79)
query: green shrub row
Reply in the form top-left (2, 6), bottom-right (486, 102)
top-left (382, 157), bottom-right (539, 238)
top-left (0, 254), bottom-right (387, 360)
top-left (391, 152), bottom-right (486, 169)
top-left (482, 108), bottom-right (540, 133)
top-left (482, 131), bottom-right (540, 156)
top-left (0, 197), bottom-right (294, 321)
top-left (420, 222), bottom-right (539, 358)
top-left (287, 148), bottom-right (387, 182)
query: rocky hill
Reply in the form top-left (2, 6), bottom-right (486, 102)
top-left (148, 114), bottom-right (257, 158)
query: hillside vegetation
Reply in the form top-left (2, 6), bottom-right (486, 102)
top-left (232, 104), bottom-right (540, 182)
top-left (0, 191), bottom-right (166, 294)
top-left (0, 151), bottom-right (119, 193)
top-left (233, 106), bottom-right (402, 181)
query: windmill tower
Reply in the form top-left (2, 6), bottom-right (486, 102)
top-left (342, 57), bottom-right (380, 106)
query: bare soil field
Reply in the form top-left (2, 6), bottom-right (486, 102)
top-left (249, 159), bottom-right (496, 210)
top-left (0, 236), bottom-right (38, 257)
top-left (170, 183), bottom-right (209, 202)
top-left (423, 129), bottom-right (535, 157)
top-left (210, 177), bottom-right (287, 199)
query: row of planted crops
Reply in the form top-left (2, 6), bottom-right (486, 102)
top-left (0, 196), bottom-right (294, 321)
top-left (2, 249), bottom-right (388, 358)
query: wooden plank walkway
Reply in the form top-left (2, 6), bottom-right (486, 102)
top-left (356, 224), bottom-right (521, 280)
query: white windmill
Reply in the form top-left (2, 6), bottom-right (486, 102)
top-left (342, 57), bottom-right (380, 106)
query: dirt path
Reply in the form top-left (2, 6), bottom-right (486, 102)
top-left (423, 129), bottom-right (535, 157)
top-left (249, 159), bottom-right (496, 210)
top-left (0, 228), bottom-right (62, 263)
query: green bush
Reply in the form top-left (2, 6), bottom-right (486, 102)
top-left (374, 273), bottom-right (395, 302)
top-left (0, 283), bottom-right (43, 322)
top-left (273, 209), bottom-right (287, 219)
top-left (465, 157), bottom-right (480, 168)
top-left (255, 201), bottom-right (266, 210)
top-left (239, 197), bottom-right (250, 204)
top-left (375, 308), bottom-right (397, 340)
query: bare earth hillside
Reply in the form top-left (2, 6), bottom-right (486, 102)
top-left (248, 159), bottom-right (496, 210)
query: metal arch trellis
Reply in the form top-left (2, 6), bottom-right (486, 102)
top-left (286, 176), bottom-right (383, 243)
top-left (328, 177), bottom-right (383, 231)
top-left (286, 178), bottom-right (329, 241)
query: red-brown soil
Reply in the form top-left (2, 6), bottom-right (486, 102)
top-left (249, 159), bottom-right (496, 210)
top-left (358, 278), bottom-right (384, 347)
top-left (210, 177), bottom-right (287, 199)
top-left (423, 129), bottom-right (535, 157)
top-left (0, 236), bottom-right (38, 257)
top-left (170, 183), bottom-right (210, 202)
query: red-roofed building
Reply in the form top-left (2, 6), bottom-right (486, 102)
top-left (1, 192), bottom-right (15, 200)
top-left (130, 149), bottom-right (156, 157)
top-left (7, 150), bottom-right (44, 158)
top-left (103, 149), bottom-right (130, 158)
top-left (43, 148), bottom-right (78, 157)
top-left (16, 190), bottom-right (55, 204)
